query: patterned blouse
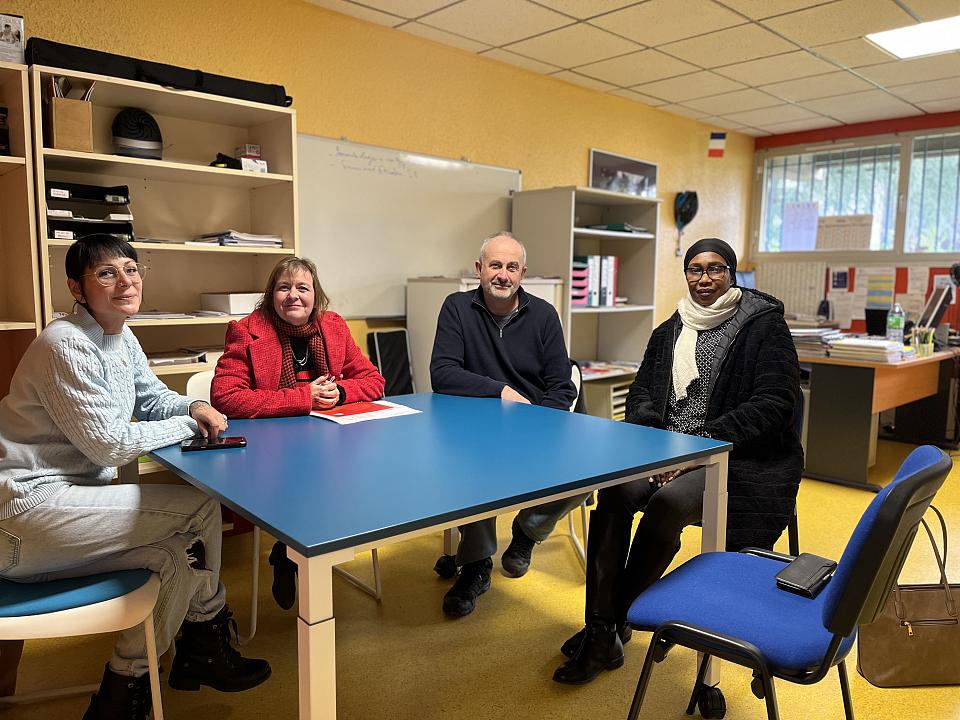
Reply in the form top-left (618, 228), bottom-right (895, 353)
top-left (666, 317), bottom-right (734, 435)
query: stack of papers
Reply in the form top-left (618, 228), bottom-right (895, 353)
top-left (791, 328), bottom-right (844, 357)
top-left (579, 360), bottom-right (639, 381)
top-left (311, 400), bottom-right (420, 425)
top-left (190, 230), bottom-right (283, 247)
top-left (146, 349), bottom-right (207, 367)
top-left (827, 338), bottom-right (903, 363)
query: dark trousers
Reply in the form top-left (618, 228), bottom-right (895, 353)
top-left (585, 468), bottom-right (705, 624)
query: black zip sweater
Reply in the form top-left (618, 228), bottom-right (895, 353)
top-left (430, 287), bottom-right (576, 410)
top-left (625, 288), bottom-right (804, 550)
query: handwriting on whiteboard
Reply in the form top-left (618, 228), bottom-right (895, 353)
top-left (333, 146), bottom-right (419, 179)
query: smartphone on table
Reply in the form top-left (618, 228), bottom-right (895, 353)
top-left (181, 436), bottom-right (247, 451)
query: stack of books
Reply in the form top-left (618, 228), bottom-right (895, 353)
top-left (571, 255), bottom-right (619, 307)
top-left (827, 338), bottom-right (903, 363)
top-left (790, 328), bottom-right (843, 357)
top-left (190, 230), bottom-right (282, 247)
top-left (579, 360), bottom-right (639, 381)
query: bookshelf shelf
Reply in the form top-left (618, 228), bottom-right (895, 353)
top-left (573, 227), bottom-right (654, 240)
top-left (0, 321), bottom-right (36, 331)
top-left (151, 361), bottom-right (217, 377)
top-left (0, 155), bottom-right (26, 176)
top-left (571, 304), bottom-right (654, 314)
top-left (126, 316), bottom-right (234, 328)
top-left (47, 238), bottom-right (294, 255)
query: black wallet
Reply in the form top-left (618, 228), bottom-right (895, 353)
top-left (775, 553), bottom-right (837, 598)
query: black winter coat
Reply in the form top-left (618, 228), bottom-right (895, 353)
top-left (625, 288), bottom-right (803, 550)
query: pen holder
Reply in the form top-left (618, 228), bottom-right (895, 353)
top-left (47, 97), bottom-right (93, 152)
top-left (917, 341), bottom-right (934, 357)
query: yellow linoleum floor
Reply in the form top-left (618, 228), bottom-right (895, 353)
top-left (5, 440), bottom-right (960, 720)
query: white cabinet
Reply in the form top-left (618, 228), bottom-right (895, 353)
top-left (406, 276), bottom-right (563, 393)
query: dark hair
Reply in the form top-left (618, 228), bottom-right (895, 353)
top-left (65, 234), bottom-right (138, 281)
top-left (257, 256), bottom-right (330, 325)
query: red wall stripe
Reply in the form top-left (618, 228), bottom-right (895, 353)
top-left (756, 111), bottom-right (960, 150)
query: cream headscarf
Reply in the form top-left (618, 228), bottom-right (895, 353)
top-left (673, 287), bottom-right (742, 401)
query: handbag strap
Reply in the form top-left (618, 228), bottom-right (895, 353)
top-left (894, 504), bottom-right (957, 618)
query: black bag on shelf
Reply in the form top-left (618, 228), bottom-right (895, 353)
top-left (26, 38), bottom-right (292, 107)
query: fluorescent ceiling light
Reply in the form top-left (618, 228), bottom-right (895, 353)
top-left (866, 15), bottom-right (960, 59)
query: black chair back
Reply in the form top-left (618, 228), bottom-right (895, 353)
top-left (367, 329), bottom-right (415, 395)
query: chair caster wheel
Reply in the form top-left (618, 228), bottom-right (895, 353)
top-left (697, 685), bottom-right (726, 719)
top-left (750, 674), bottom-right (765, 699)
top-left (652, 640), bottom-right (676, 663)
top-left (434, 554), bottom-right (458, 579)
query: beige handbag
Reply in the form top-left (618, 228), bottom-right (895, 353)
top-left (857, 506), bottom-right (959, 687)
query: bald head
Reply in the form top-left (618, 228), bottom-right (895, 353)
top-left (475, 232), bottom-right (527, 313)
top-left (480, 232), bottom-right (527, 267)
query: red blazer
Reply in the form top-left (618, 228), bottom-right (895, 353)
top-left (211, 309), bottom-right (385, 418)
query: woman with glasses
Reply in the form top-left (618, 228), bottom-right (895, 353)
top-left (0, 234), bottom-right (271, 720)
top-left (211, 256), bottom-right (385, 610)
top-left (554, 237), bottom-right (802, 685)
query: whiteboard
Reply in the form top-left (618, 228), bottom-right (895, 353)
top-left (297, 134), bottom-right (521, 318)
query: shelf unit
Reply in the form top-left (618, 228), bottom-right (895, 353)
top-left (582, 375), bottom-right (633, 422)
top-left (0, 61), bottom-right (41, 397)
top-left (512, 186), bottom-right (659, 419)
top-left (30, 65), bottom-right (299, 374)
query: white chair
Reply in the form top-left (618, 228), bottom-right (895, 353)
top-left (0, 569), bottom-right (163, 719)
top-left (186, 371), bottom-right (381, 633)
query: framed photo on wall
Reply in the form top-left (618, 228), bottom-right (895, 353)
top-left (589, 148), bottom-right (657, 199)
top-left (0, 14), bottom-right (24, 64)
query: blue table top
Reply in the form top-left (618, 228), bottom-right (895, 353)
top-left (151, 394), bottom-right (729, 557)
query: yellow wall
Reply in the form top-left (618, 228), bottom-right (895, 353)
top-left (12, 0), bottom-right (755, 336)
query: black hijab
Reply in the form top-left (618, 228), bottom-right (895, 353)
top-left (684, 238), bottom-right (738, 286)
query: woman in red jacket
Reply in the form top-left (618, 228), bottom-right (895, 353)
top-left (212, 256), bottom-right (385, 608)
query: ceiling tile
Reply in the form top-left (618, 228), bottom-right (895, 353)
top-left (659, 104), bottom-right (713, 119)
top-left (589, 0), bottom-right (745, 47)
top-left (354, 0), bottom-right (457, 17)
top-left (701, 115), bottom-right (754, 130)
top-left (738, 127), bottom-right (773, 136)
top-left (533, 0), bottom-right (640, 19)
top-left (899, 0), bottom-right (960, 21)
top-left (660, 24), bottom-right (797, 68)
top-left (916, 97), bottom-right (960, 112)
top-left (889, 76), bottom-right (960, 103)
top-left (857, 53), bottom-right (960, 86)
top-left (761, 0), bottom-right (914, 46)
top-left (714, 0), bottom-right (833, 19)
top-left (683, 87), bottom-right (784, 114)
top-left (608, 88), bottom-right (670, 106)
top-left (632, 71), bottom-right (747, 103)
top-left (480, 48), bottom-right (561, 74)
top-left (576, 49), bottom-right (698, 86)
top-left (551, 70), bottom-right (619, 92)
top-left (419, 0), bottom-right (572, 46)
top-left (760, 70), bottom-right (874, 102)
top-left (504, 22), bottom-right (641, 68)
top-left (800, 89), bottom-right (919, 123)
top-left (713, 50), bottom-right (836, 85)
top-left (306, 0), bottom-right (405, 26)
top-left (811, 39), bottom-right (896, 68)
top-left (400, 22), bottom-right (492, 52)
top-left (721, 103), bottom-right (820, 126)
top-left (759, 117), bottom-right (842, 134)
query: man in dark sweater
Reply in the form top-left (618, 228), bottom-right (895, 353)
top-left (430, 232), bottom-right (581, 617)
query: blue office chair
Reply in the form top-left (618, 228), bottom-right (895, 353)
top-left (624, 444), bottom-right (951, 720)
top-left (0, 569), bottom-right (163, 718)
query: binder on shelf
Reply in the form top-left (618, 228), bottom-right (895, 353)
top-left (46, 181), bottom-right (129, 204)
top-left (588, 255), bottom-right (601, 307)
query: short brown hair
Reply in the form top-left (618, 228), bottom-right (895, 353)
top-left (257, 256), bottom-right (330, 324)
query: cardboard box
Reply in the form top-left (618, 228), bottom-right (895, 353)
top-left (240, 157), bottom-right (268, 173)
top-left (235, 143), bottom-right (260, 158)
top-left (49, 98), bottom-right (93, 152)
top-left (200, 292), bottom-right (261, 315)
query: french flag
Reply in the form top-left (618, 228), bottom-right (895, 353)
top-left (708, 132), bottom-right (726, 158)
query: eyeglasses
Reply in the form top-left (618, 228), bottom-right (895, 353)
top-left (685, 265), bottom-right (730, 281)
top-left (84, 262), bottom-right (147, 287)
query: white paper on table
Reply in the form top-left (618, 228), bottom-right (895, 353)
top-left (896, 293), bottom-right (925, 321)
top-left (310, 400), bottom-right (421, 425)
top-left (907, 267), bottom-right (930, 295)
top-left (828, 291), bottom-right (854, 330)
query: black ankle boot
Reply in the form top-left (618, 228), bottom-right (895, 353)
top-left (82, 664), bottom-right (151, 720)
top-left (168, 606), bottom-right (271, 692)
top-left (501, 518), bottom-right (536, 578)
top-left (268, 540), bottom-right (298, 610)
top-left (560, 621), bottom-right (632, 659)
top-left (552, 622), bottom-right (624, 685)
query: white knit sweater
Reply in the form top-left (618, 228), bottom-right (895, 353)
top-left (0, 307), bottom-right (199, 521)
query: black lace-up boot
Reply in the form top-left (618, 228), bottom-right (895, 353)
top-left (82, 664), bottom-right (151, 720)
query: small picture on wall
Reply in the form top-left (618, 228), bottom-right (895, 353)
top-left (589, 148), bottom-right (657, 199)
top-left (0, 14), bottom-right (24, 64)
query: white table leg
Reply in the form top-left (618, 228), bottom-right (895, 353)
top-left (289, 547), bottom-right (355, 720)
top-left (699, 453), bottom-right (729, 687)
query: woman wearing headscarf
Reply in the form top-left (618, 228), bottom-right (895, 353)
top-left (554, 238), bottom-right (803, 684)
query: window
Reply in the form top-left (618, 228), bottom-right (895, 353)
top-left (759, 144), bottom-right (899, 253)
top-left (905, 133), bottom-right (960, 253)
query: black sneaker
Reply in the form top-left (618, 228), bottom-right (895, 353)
top-left (501, 518), bottom-right (536, 578)
top-left (442, 557), bottom-right (492, 617)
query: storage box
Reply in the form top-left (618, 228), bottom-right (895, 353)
top-left (240, 157), bottom-right (267, 173)
top-left (200, 292), bottom-right (261, 315)
top-left (235, 143), bottom-right (260, 158)
top-left (48, 97), bottom-right (93, 152)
